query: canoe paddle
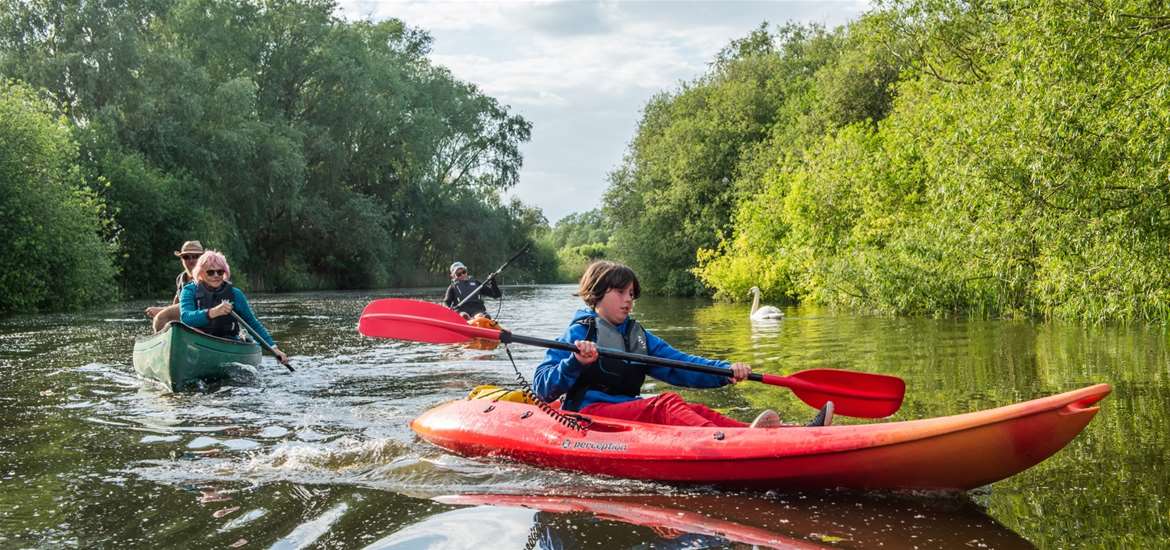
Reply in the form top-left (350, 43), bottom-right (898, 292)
top-left (230, 310), bottom-right (294, 372)
top-left (358, 298), bottom-right (905, 418)
top-left (451, 243), bottom-right (531, 313)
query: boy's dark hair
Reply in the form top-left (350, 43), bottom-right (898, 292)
top-left (576, 260), bottom-right (641, 307)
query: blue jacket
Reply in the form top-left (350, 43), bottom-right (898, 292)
top-left (178, 282), bottom-right (276, 347)
top-left (532, 308), bottom-right (730, 409)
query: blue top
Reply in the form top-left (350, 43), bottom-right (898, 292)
top-left (178, 282), bottom-right (277, 347)
top-left (532, 308), bottom-right (731, 409)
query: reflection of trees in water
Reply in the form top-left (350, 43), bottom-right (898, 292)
top-left (683, 300), bottom-right (1158, 420)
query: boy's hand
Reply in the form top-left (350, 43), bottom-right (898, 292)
top-left (573, 340), bottom-right (599, 364)
top-left (728, 362), bottom-right (752, 383)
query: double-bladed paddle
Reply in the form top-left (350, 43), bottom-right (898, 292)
top-left (230, 310), bottom-right (294, 372)
top-left (451, 243), bottom-right (531, 313)
top-left (358, 298), bottom-right (905, 418)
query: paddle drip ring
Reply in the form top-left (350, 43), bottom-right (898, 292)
top-left (503, 344), bottom-right (590, 432)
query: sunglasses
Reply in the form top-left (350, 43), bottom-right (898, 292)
top-left (181, 254), bottom-right (202, 261)
top-left (205, 269), bottom-right (225, 277)
top-left (454, 270), bottom-right (467, 276)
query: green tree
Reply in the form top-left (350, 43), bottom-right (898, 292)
top-left (75, 122), bottom-right (216, 298)
top-left (546, 209), bottom-right (612, 249)
top-left (605, 24), bottom-right (842, 295)
top-left (697, 0), bottom-right (1170, 321)
top-left (0, 80), bottom-right (116, 313)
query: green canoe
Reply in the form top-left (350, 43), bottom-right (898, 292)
top-left (133, 322), bottom-right (261, 391)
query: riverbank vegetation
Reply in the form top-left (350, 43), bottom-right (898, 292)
top-left (604, 0), bottom-right (1170, 322)
top-left (536, 209), bottom-right (613, 282)
top-left (0, 0), bottom-right (552, 314)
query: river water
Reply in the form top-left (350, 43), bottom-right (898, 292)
top-left (0, 285), bottom-right (1165, 548)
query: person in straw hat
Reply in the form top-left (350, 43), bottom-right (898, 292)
top-left (144, 240), bottom-right (205, 333)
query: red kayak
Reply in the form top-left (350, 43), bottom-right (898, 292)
top-left (412, 383), bottom-right (1110, 491)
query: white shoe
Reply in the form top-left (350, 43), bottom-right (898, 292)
top-left (750, 409), bottom-right (782, 428)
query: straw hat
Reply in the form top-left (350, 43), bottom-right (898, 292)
top-left (174, 241), bottom-right (205, 257)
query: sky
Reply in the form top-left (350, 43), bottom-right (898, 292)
top-left (335, 0), bottom-right (869, 223)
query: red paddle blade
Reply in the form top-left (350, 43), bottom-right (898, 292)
top-left (358, 299), bottom-right (501, 344)
top-left (761, 369), bottom-right (905, 418)
top-left (360, 297), bottom-right (468, 322)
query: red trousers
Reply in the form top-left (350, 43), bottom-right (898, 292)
top-left (579, 392), bottom-right (748, 428)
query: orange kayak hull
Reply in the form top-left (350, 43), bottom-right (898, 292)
top-left (411, 384), bottom-right (1109, 491)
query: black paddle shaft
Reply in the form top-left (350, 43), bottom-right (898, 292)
top-left (500, 331), bottom-right (760, 382)
top-left (452, 243), bottom-right (532, 312)
top-left (230, 310), bottom-right (294, 372)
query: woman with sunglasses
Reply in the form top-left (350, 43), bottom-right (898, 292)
top-left (178, 250), bottom-right (289, 365)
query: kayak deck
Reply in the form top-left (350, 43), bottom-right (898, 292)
top-left (411, 383), bottom-right (1110, 491)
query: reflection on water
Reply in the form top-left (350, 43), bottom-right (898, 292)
top-left (374, 491), bottom-right (1034, 549)
top-left (0, 285), bottom-right (1166, 546)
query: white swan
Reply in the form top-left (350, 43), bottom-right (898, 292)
top-left (749, 286), bottom-right (784, 321)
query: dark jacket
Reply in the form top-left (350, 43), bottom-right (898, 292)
top-left (443, 277), bottom-right (501, 317)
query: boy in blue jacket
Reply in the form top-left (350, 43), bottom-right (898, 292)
top-left (533, 260), bottom-right (832, 428)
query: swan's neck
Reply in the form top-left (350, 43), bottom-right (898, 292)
top-left (751, 291), bottom-right (760, 315)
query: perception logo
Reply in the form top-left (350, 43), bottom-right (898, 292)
top-left (558, 439), bottom-right (628, 452)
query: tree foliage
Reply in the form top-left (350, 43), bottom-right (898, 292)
top-left (0, 0), bottom-right (552, 306)
top-left (545, 209), bottom-right (611, 249)
top-left (604, 24), bottom-right (845, 295)
top-left (605, 1), bottom-right (1170, 321)
top-left (0, 80), bottom-right (116, 314)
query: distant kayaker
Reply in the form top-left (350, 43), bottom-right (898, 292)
top-left (532, 260), bottom-right (833, 428)
top-left (144, 240), bottom-right (204, 333)
top-left (178, 250), bottom-right (290, 365)
top-left (443, 261), bottom-right (502, 320)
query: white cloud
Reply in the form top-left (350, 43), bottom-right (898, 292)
top-left (430, 20), bottom-right (725, 108)
top-left (339, 0), bottom-right (517, 31)
top-left (335, 0), bottom-right (868, 222)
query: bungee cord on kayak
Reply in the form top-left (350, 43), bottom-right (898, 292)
top-left (503, 344), bottom-right (591, 432)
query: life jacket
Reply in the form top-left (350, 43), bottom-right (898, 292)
top-left (194, 281), bottom-right (239, 339)
top-left (450, 279), bottom-right (487, 315)
top-left (562, 315), bottom-right (649, 411)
